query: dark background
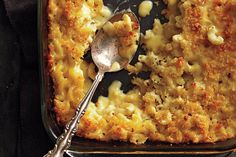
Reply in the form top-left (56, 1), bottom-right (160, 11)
top-left (0, 0), bottom-right (52, 156)
top-left (0, 0), bottom-right (235, 157)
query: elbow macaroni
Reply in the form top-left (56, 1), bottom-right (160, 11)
top-left (138, 1), bottom-right (153, 17)
top-left (207, 26), bottom-right (224, 45)
top-left (48, 0), bottom-right (236, 145)
top-left (103, 14), bottom-right (140, 60)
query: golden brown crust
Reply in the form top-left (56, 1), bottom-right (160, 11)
top-left (48, 0), bottom-right (236, 144)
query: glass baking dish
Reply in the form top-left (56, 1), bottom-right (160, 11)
top-left (38, 0), bottom-right (236, 155)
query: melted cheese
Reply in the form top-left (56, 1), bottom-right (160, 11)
top-left (48, 0), bottom-right (236, 145)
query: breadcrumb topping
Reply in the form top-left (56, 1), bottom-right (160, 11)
top-left (48, 0), bottom-right (236, 144)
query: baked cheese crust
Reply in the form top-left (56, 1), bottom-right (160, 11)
top-left (48, 0), bottom-right (236, 144)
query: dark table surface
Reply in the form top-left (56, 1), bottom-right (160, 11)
top-left (0, 0), bottom-right (235, 157)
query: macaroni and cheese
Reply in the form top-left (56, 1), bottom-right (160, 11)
top-left (48, 0), bottom-right (236, 144)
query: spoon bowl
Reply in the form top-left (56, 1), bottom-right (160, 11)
top-left (92, 11), bottom-right (140, 72)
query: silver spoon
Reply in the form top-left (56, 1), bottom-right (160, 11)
top-left (44, 11), bottom-right (140, 157)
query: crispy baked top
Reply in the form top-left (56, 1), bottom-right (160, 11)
top-left (48, 0), bottom-right (236, 144)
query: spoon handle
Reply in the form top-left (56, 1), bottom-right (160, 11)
top-left (43, 71), bottom-right (104, 157)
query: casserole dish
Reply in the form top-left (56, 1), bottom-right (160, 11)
top-left (38, 0), bottom-right (236, 155)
